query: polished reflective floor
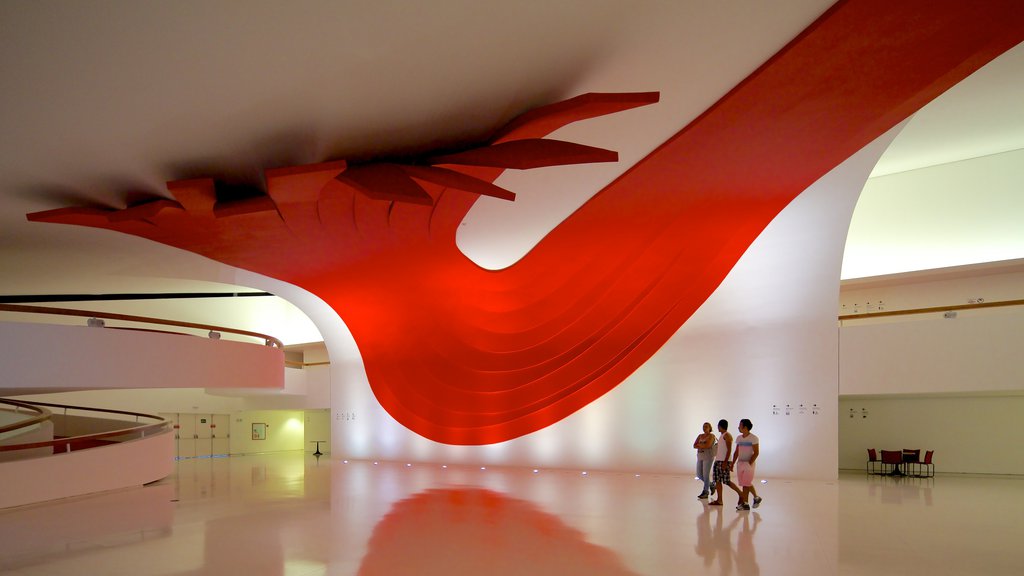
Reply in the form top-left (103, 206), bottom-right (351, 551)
top-left (0, 453), bottom-right (1020, 575)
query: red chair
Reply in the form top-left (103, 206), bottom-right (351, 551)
top-left (880, 450), bottom-right (903, 475)
top-left (907, 450), bottom-right (934, 478)
top-left (866, 448), bottom-right (881, 474)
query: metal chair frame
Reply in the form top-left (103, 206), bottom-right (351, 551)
top-left (905, 450), bottom-right (935, 478)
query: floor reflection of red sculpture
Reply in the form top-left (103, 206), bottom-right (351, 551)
top-left (29, 2), bottom-right (1024, 444)
top-left (358, 488), bottom-right (638, 576)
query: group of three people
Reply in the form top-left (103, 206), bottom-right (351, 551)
top-left (693, 418), bottom-right (761, 511)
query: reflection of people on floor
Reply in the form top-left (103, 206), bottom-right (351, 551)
top-left (694, 506), bottom-right (715, 568)
top-left (713, 508), bottom-right (736, 575)
top-left (735, 511), bottom-right (761, 576)
top-left (696, 505), bottom-right (761, 576)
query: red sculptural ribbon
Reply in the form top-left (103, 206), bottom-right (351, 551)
top-left (29, 1), bottom-right (1024, 444)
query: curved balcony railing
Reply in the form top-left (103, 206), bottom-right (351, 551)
top-left (0, 398), bottom-right (52, 434)
top-left (0, 398), bottom-right (170, 454)
top-left (0, 303), bottom-right (284, 348)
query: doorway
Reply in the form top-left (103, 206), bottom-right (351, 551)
top-left (160, 413), bottom-right (231, 459)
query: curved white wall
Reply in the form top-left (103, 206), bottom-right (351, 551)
top-left (0, 429), bottom-right (174, 509)
top-left (0, 322), bottom-right (283, 394)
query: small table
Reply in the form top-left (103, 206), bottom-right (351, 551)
top-left (310, 440), bottom-right (325, 456)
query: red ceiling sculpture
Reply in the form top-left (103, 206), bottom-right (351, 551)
top-left (30, 1), bottom-right (1024, 444)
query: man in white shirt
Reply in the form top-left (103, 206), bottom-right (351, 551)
top-left (709, 419), bottom-right (742, 507)
top-left (732, 418), bottom-right (762, 511)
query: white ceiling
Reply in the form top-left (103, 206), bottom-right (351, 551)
top-left (845, 41), bottom-right (1024, 279)
top-left (1, 1), bottom-right (1021, 296)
